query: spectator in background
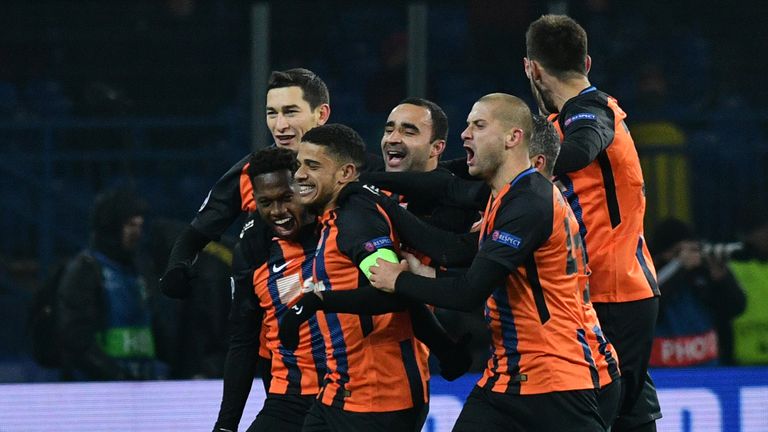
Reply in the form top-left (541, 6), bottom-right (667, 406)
top-left (729, 208), bottom-right (768, 365)
top-left (56, 188), bottom-right (162, 381)
top-left (650, 218), bottom-right (746, 367)
top-left (148, 218), bottom-right (232, 379)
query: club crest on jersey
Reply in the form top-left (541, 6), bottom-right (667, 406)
top-left (492, 230), bottom-right (522, 249)
top-left (363, 236), bottom-right (393, 252)
top-left (564, 112), bottom-right (597, 127)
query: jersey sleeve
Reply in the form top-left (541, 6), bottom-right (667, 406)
top-left (191, 154), bottom-right (250, 240)
top-left (475, 192), bottom-right (552, 273)
top-left (554, 96), bottom-right (616, 174)
top-left (336, 194), bottom-right (399, 276)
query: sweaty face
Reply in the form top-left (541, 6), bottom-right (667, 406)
top-left (253, 170), bottom-right (305, 240)
top-left (294, 142), bottom-right (343, 212)
top-left (121, 215), bottom-right (144, 251)
top-left (381, 104), bottom-right (436, 172)
top-left (266, 86), bottom-right (323, 151)
top-left (460, 101), bottom-right (505, 181)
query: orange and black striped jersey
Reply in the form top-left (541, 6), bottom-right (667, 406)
top-left (551, 87), bottom-right (659, 303)
top-left (311, 188), bottom-right (430, 413)
top-left (237, 220), bottom-right (326, 395)
top-left (396, 169), bottom-right (599, 395)
top-left (475, 168), bottom-right (598, 394)
top-left (191, 154), bottom-right (256, 240)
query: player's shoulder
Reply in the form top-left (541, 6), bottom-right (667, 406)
top-left (239, 215), bottom-right (271, 249)
top-left (560, 88), bottom-right (613, 126)
top-left (338, 183), bottom-right (389, 215)
top-left (501, 173), bottom-right (554, 215)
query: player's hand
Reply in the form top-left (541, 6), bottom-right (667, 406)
top-left (402, 252), bottom-right (436, 278)
top-left (278, 292), bottom-right (323, 351)
top-left (369, 258), bottom-right (408, 293)
top-left (159, 264), bottom-right (195, 299)
top-left (438, 333), bottom-right (473, 382)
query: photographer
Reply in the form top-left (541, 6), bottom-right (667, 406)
top-left (729, 208), bottom-right (768, 365)
top-left (649, 218), bottom-right (746, 367)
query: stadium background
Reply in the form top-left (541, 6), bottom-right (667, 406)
top-left (0, 1), bottom-right (766, 431)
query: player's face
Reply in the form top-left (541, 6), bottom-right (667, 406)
top-left (121, 215), bottom-right (144, 251)
top-left (294, 142), bottom-right (343, 212)
top-left (266, 86), bottom-right (326, 151)
top-left (461, 101), bottom-right (505, 180)
top-left (252, 170), bottom-right (306, 240)
top-left (381, 104), bottom-right (437, 172)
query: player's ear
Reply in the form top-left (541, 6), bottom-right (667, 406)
top-left (337, 162), bottom-right (358, 184)
top-left (316, 104), bottom-right (331, 125)
top-left (430, 139), bottom-right (446, 158)
top-left (584, 55), bottom-right (592, 74)
top-left (529, 60), bottom-right (544, 83)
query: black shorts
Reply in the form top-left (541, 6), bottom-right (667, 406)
top-left (301, 398), bottom-right (428, 432)
top-left (245, 393), bottom-right (315, 432)
top-left (452, 385), bottom-right (604, 432)
top-left (594, 297), bottom-right (663, 430)
top-left (598, 379), bottom-right (622, 428)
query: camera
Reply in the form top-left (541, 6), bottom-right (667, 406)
top-left (701, 242), bottom-right (743, 260)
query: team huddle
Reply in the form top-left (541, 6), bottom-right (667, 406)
top-left (160, 14), bottom-right (662, 432)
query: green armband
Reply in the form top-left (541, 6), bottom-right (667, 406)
top-left (360, 248), bottom-right (399, 279)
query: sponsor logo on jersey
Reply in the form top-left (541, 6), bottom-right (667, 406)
top-left (363, 236), bottom-right (393, 252)
top-left (564, 112), bottom-right (597, 127)
top-left (491, 230), bottom-right (522, 249)
top-left (198, 190), bottom-right (212, 212)
top-left (363, 184), bottom-right (381, 195)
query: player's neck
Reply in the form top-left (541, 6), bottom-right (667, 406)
top-left (488, 156), bottom-right (531, 197)
top-left (553, 76), bottom-right (592, 111)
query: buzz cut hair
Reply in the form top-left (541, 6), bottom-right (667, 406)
top-left (267, 68), bottom-right (330, 110)
top-left (477, 93), bottom-right (534, 145)
top-left (526, 14), bottom-right (589, 79)
top-left (301, 123), bottom-right (366, 169)
top-left (529, 114), bottom-right (561, 177)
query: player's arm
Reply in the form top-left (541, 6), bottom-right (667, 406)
top-left (374, 194), bottom-right (551, 311)
top-left (360, 169), bottom-right (489, 210)
top-left (214, 227), bottom-right (266, 431)
top-left (439, 156), bottom-right (473, 180)
top-left (343, 184), bottom-right (478, 266)
top-left (554, 99), bottom-right (616, 175)
top-left (161, 154), bottom-right (251, 298)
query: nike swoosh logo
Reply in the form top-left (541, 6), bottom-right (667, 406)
top-left (292, 305), bottom-right (304, 315)
top-left (272, 260), bottom-right (293, 273)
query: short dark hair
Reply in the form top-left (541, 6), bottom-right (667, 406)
top-left (248, 147), bottom-right (299, 179)
top-left (267, 68), bottom-right (330, 110)
top-left (301, 123), bottom-right (366, 169)
top-left (529, 114), bottom-right (561, 177)
top-left (398, 97), bottom-right (449, 142)
top-left (526, 15), bottom-right (588, 79)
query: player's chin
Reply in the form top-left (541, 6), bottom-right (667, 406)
top-left (270, 217), bottom-right (298, 238)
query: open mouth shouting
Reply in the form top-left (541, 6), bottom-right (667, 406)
top-left (383, 145), bottom-right (408, 170)
top-left (464, 144), bottom-right (476, 167)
